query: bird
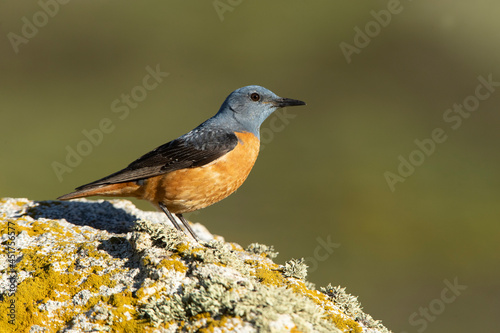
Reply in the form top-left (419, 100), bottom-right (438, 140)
top-left (58, 85), bottom-right (306, 241)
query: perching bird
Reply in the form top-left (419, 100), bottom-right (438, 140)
top-left (58, 85), bottom-right (305, 240)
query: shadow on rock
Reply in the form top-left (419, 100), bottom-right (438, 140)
top-left (27, 200), bottom-right (137, 233)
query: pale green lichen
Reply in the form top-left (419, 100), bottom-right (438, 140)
top-left (246, 243), bottom-right (279, 259)
top-left (132, 224), bottom-right (379, 332)
top-left (133, 219), bottom-right (185, 252)
top-left (282, 258), bottom-right (308, 280)
top-left (305, 280), bottom-right (316, 290)
top-left (136, 229), bottom-right (343, 332)
top-left (141, 278), bottom-right (340, 333)
top-left (194, 240), bottom-right (245, 268)
top-left (233, 285), bottom-right (338, 332)
top-left (321, 284), bottom-right (391, 333)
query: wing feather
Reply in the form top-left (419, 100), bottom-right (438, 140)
top-left (75, 129), bottom-right (239, 191)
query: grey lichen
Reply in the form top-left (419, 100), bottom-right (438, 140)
top-left (133, 223), bottom-right (344, 332)
top-left (140, 294), bottom-right (186, 325)
top-left (133, 218), bottom-right (185, 252)
top-left (246, 242), bottom-right (279, 259)
top-left (282, 258), bottom-right (308, 280)
top-left (195, 240), bottom-right (245, 268)
top-left (232, 285), bottom-right (338, 333)
top-left (141, 276), bottom-right (340, 333)
top-left (133, 223), bottom-right (341, 332)
top-left (321, 284), bottom-right (391, 333)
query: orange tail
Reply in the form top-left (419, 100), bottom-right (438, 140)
top-left (58, 182), bottom-right (142, 200)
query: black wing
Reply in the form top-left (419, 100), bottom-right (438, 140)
top-left (75, 129), bottom-right (239, 190)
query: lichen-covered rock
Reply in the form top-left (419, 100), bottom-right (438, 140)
top-left (0, 198), bottom-right (391, 333)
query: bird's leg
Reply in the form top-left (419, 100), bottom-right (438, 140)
top-left (177, 214), bottom-right (200, 242)
top-left (158, 202), bottom-right (199, 241)
top-left (158, 202), bottom-right (183, 232)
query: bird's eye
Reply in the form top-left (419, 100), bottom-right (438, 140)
top-left (250, 93), bottom-right (260, 102)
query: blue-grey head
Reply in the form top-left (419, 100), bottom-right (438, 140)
top-left (208, 85), bottom-right (306, 138)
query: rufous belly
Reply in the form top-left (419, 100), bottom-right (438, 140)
top-left (140, 131), bottom-right (260, 214)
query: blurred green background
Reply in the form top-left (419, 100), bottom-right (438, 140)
top-left (1, 1), bottom-right (499, 332)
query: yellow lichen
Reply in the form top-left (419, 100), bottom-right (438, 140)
top-left (175, 242), bottom-right (191, 255)
top-left (0, 214), bottom-right (148, 333)
top-left (254, 267), bottom-right (286, 287)
top-left (159, 258), bottom-right (188, 273)
top-left (110, 292), bottom-right (134, 308)
top-left (325, 313), bottom-right (363, 333)
top-left (286, 281), bottom-right (363, 332)
top-left (197, 315), bottom-right (242, 333)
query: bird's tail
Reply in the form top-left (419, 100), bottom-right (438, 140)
top-left (58, 182), bottom-right (141, 200)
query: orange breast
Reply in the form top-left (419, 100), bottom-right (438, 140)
top-left (142, 131), bottom-right (260, 214)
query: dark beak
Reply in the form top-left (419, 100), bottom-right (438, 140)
top-left (273, 97), bottom-right (306, 108)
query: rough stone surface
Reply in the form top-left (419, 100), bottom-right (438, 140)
top-left (0, 198), bottom-right (392, 333)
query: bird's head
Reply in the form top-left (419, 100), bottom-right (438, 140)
top-left (213, 85), bottom-right (306, 138)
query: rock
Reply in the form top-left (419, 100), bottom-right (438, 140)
top-left (0, 198), bottom-right (391, 333)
